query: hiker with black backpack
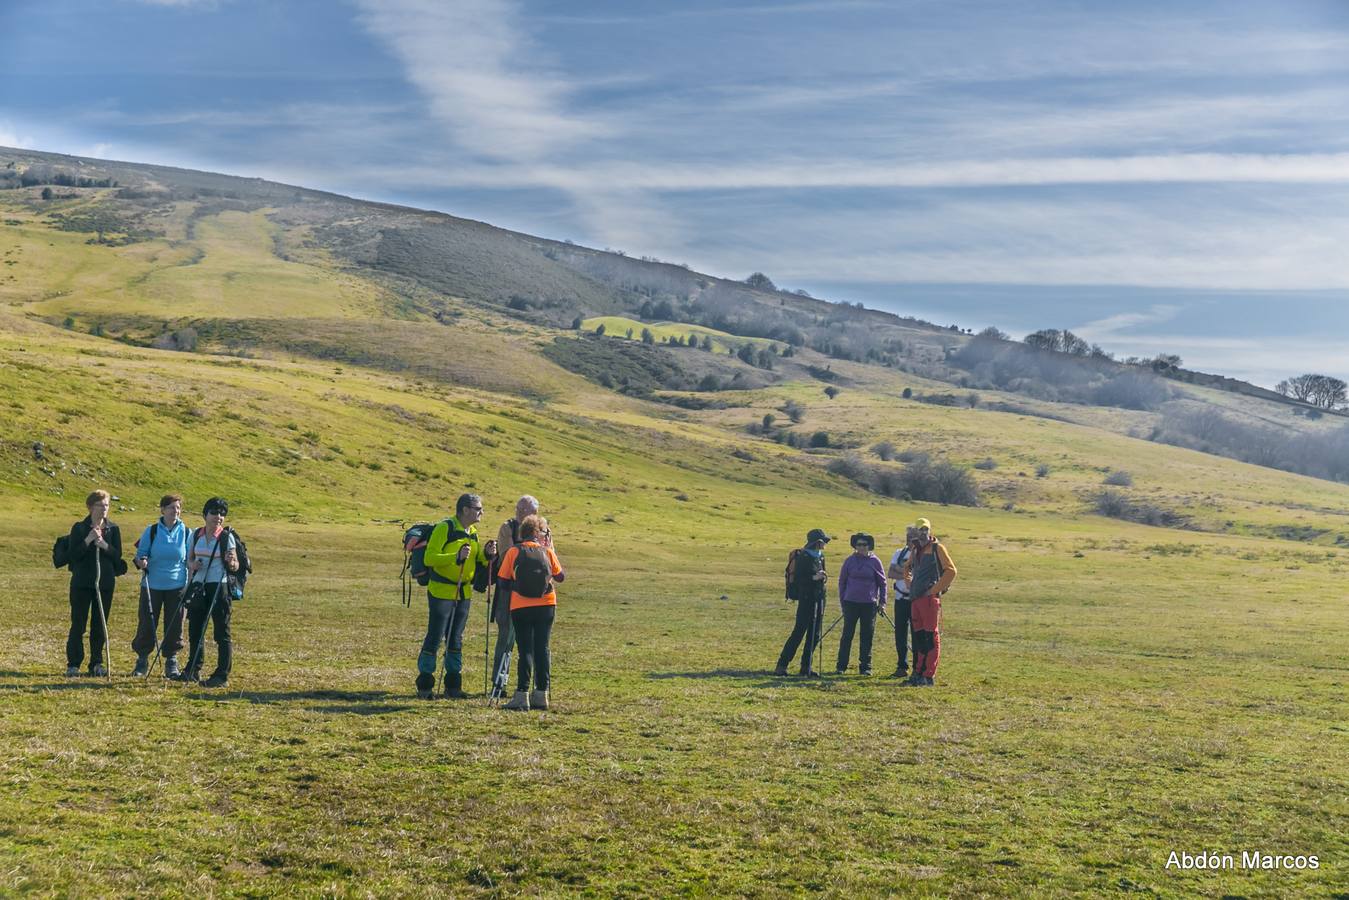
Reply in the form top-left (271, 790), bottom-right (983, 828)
top-left (899, 517), bottom-right (957, 686)
top-left (489, 495), bottom-right (541, 700)
top-left (178, 497), bottom-right (241, 688)
top-left (63, 490), bottom-right (125, 677)
top-left (494, 514), bottom-right (564, 711)
top-left (416, 493), bottom-right (497, 700)
top-left (130, 494), bottom-right (192, 678)
top-left (774, 528), bottom-right (831, 677)
top-left (835, 532), bottom-right (887, 676)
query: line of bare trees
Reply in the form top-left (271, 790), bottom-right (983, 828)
top-left (1274, 373), bottom-right (1347, 410)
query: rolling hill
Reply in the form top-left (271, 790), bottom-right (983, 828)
top-left (0, 148), bottom-right (1345, 896)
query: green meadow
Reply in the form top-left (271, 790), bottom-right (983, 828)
top-left (1, 186), bottom-right (1346, 896)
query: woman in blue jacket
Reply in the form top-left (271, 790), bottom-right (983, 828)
top-left (131, 493), bottom-right (192, 678)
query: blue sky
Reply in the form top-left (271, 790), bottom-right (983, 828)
top-left (2, 0), bottom-right (1348, 386)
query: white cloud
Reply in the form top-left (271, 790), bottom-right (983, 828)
top-left (0, 121), bottom-right (33, 149)
top-left (353, 0), bottom-right (608, 162)
top-left (1076, 306), bottom-right (1183, 341)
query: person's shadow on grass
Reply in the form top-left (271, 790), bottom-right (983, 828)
top-left (646, 669), bottom-right (839, 689)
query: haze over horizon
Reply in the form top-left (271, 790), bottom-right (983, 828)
top-left (3, 0), bottom-right (1348, 388)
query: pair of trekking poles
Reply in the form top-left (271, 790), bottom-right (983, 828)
top-left (143, 541), bottom-right (228, 682)
top-left (813, 598), bottom-right (901, 670)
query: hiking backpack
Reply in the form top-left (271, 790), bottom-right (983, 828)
top-left (52, 534), bottom-right (70, 569)
top-left (512, 544), bottom-right (554, 598)
top-left (784, 548), bottom-right (802, 600)
top-left (226, 527), bottom-right (253, 598)
top-left (401, 522), bottom-right (437, 606)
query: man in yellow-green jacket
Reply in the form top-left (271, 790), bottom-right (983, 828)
top-left (416, 493), bottom-right (497, 699)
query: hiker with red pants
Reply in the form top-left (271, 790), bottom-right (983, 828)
top-left (899, 518), bottom-right (956, 686)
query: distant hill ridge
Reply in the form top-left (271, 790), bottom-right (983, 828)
top-left (2, 145), bottom-right (1346, 487)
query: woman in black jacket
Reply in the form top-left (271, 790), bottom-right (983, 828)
top-left (66, 489), bottom-right (123, 676)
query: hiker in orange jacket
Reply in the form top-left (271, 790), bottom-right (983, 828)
top-left (899, 518), bottom-right (956, 686)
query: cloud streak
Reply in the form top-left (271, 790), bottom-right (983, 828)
top-left (353, 0), bottom-right (608, 162)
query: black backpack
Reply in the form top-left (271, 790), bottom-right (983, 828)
top-left (226, 527), bottom-right (253, 597)
top-left (52, 535), bottom-right (70, 569)
top-left (513, 544), bottom-right (554, 598)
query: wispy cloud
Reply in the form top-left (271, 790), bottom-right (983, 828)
top-left (341, 152), bottom-right (1349, 193)
top-left (1076, 306), bottom-right (1182, 340)
top-left (353, 0), bottom-right (608, 162)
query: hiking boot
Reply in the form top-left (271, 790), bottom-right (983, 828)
top-left (860, 667), bottom-right (873, 676)
top-left (905, 675), bottom-right (922, 686)
top-left (443, 672), bottom-right (469, 700)
top-left (203, 673), bottom-right (229, 689)
top-left (800, 669), bottom-right (821, 678)
top-left (773, 664), bottom-right (789, 677)
top-left (89, 664), bottom-right (107, 677)
top-left (529, 689), bottom-right (549, 711)
top-left (163, 657), bottom-right (181, 679)
top-left (891, 666), bottom-right (909, 678)
top-left (177, 668), bottom-right (201, 684)
top-left (132, 655), bottom-right (149, 677)
top-left (502, 690), bottom-right (530, 711)
top-left (65, 665), bottom-right (80, 677)
top-left (834, 667), bottom-right (847, 676)
top-left (415, 672), bottom-right (435, 700)
top-left (922, 676), bottom-right (935, 686)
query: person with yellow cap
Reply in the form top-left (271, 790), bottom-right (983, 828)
top-left (899, 518), bottom-right (956, 685)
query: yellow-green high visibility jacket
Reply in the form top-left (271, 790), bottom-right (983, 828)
top-left (424, 516), bottom-right (490, 601)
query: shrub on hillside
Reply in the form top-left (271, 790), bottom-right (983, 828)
top-left (871, 440), bottom-right (896, 461)
top-left (1035, 463), bottom-right (1051, 478)
top-left (1103, 470), bottom-right (1133, 486)
top-left (1092, 489), bottom-right (1184, 527)
top-left (829, 454), bottom-right (980, 507)
top-left (973, 457), bottom-right (997, 470)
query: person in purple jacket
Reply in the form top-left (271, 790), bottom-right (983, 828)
top-left (835, 532), bottom-right (887, 676)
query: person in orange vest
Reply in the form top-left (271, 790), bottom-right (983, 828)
top-left (899, 518), bottom-right (956, 686)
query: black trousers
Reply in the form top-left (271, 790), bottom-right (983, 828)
top-left (67, 582), bottom-right (115, 668)
top-left (511, 605), bottom-right (555, 692)
top-left (837, 602), bottom-right (877, 672)
top-left (777, 594), bottom-right (822, 672)
top-left (892, 595), bottom-right (915, 671)
top-left (131, 585), bottom-right (187, 657)
top-left (186, 582), bottom-right (232, 677)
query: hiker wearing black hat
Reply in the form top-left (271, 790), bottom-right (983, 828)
top-left (835, 532), bottom-right (887, 675)
top-left (774, 528), bottom-right (831, 677)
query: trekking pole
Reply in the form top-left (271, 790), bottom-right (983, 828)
top-left (483, 566), bottom-right (492, 698)
top-left (878, 608), bottom-right (898, 633)
top-left (186, 579), bottom-right (226, 681)
top-left (147, 588), bottom-right (187, 679)
top-left (91, 539), bottom-right (112, 680)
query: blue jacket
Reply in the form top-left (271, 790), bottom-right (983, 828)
top-left (134, 518), bottom-right (192, 590)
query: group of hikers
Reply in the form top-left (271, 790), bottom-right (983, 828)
top-left (777, 518), bottom-right (956, 686)
top-left (59, 491), bottom-right (246, 687)
top-left (410, 493), bottom-right (564, 711)
top-left (58, 486), bottom-right (954, 701)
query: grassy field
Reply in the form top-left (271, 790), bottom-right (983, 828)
top-left (1, 183), bottom-right (1346, 896)
top-left (582, 316), bottom-right (780, 353)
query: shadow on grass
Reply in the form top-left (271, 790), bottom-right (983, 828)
top-left (646, 669), bottom-right (842, 689)
top-left (185, 688), bottom-right (419, 715)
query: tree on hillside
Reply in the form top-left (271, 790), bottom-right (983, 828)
top-left (977, 326), bottom-right (1009, 341)
top-left (1275, 373), bottom-right (1345, 408)
top-left (823, 386), bottom-right (839, 399)
top-left (571, 316), bottom-right (583, 330)
top-left (700, 335), bottom-right (712, 351)
top-left (745, 272), bottom-right (776, 291)
top-left (595, 323), bottom-right (606, 336)
top-left (641, 327), bottom-right (654, 344)
top-left (1024, 328), bottom-right (1089, 356)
